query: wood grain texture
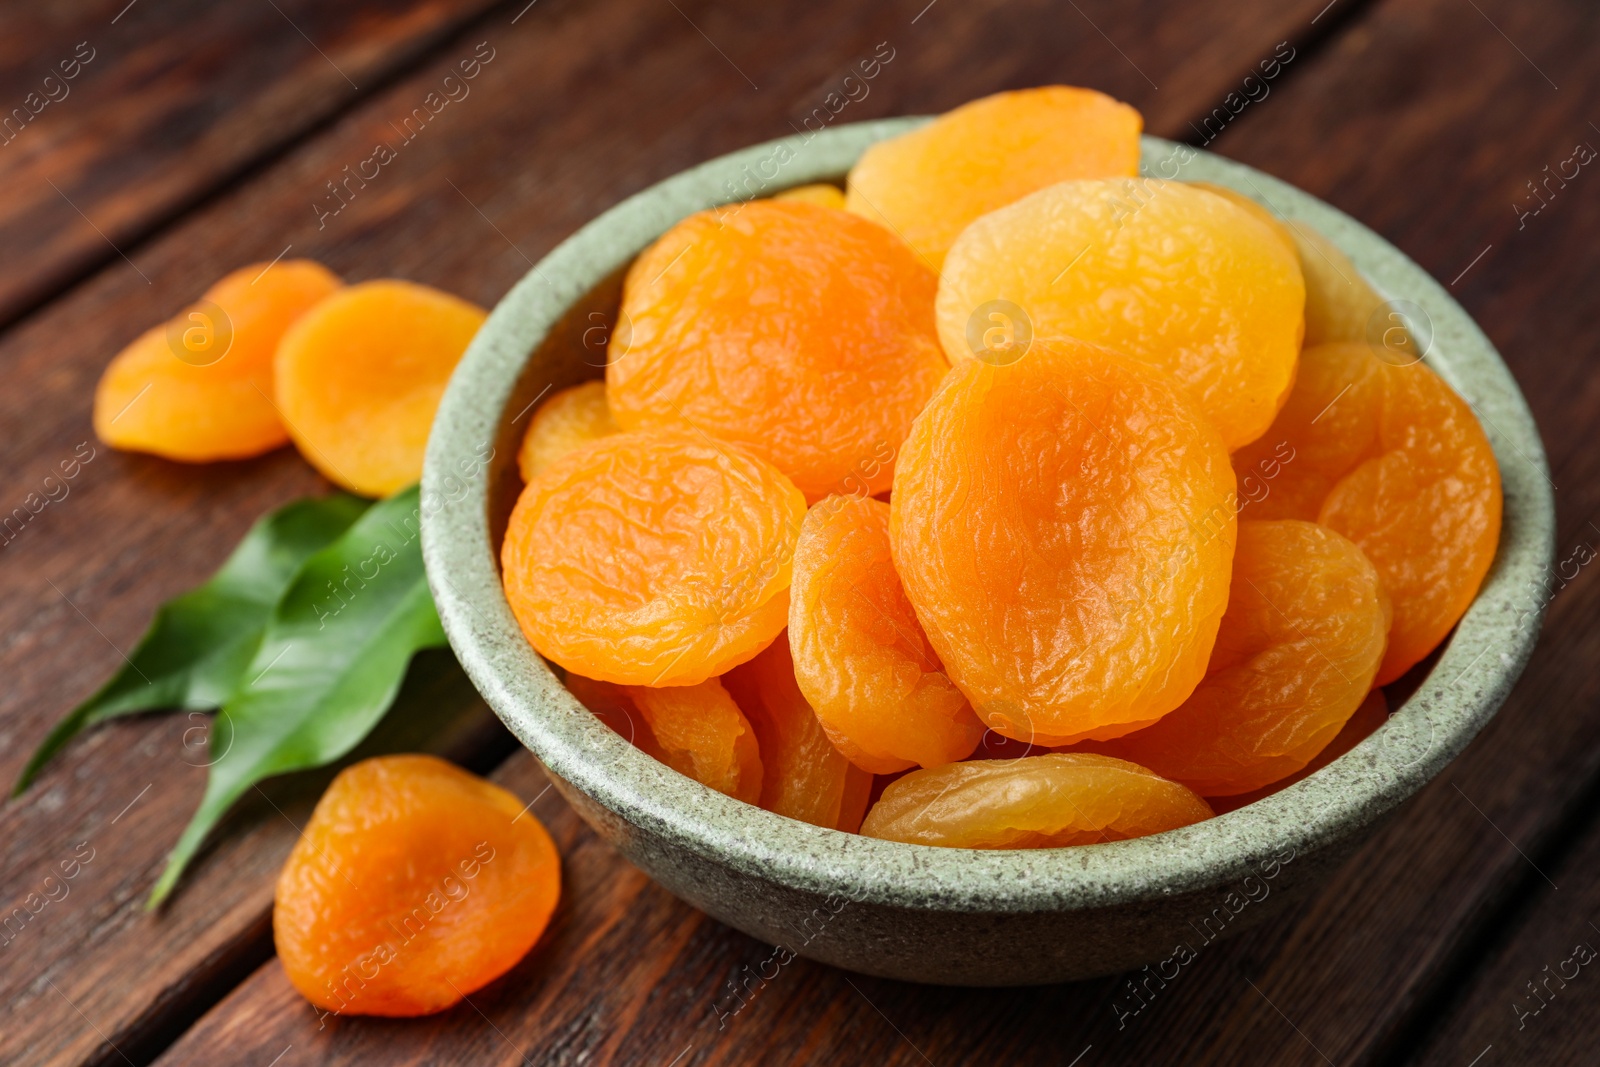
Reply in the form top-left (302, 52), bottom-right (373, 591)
top-left (8, 0), bottom-right (1591, 1064)
top-left (0, 0), bottom-right (504, 328)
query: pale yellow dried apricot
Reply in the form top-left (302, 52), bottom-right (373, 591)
top-left (935, 178), bottom-right (1304, 450)
top-left (775, 183), bottom-right (846, 210)
top-left (859, 753), bottom-right (1212, 849)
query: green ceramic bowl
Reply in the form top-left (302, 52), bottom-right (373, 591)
top-left (421, 119), bottom-right (1553, 985)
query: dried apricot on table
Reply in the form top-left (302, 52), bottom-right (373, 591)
top-left (517, 380), bottom-right (617, 482)
top-left (274, 755), bottom-right (559, 1017)
top-left (607, 199), bottom-right (947, 500)
top-left (860, 753), bottom-right (1213, 849)
top-left (1086, 520), bottom-right (1391, 796)
top-left (935, 178), bottom-right (1305, 451)
top-left (845, 86), bottom-right (1142, 270)
top-left (275, 279), bottom-right (486, 497)
top-left (94, 260), bottom-right (341, 461)
top-left (789, 494), bottom-right (982, 772)
top-left (775, 183), bottom-right (846, 210)
top-left (723, 637), bottom-right (872, 829)
top-left (1211, 688), bottom-right (1388, 813)
top-left (502, 429), bottom-right (806, 686)
top-left (1230, 343), bottom-right (1502, 683)
top-left (891, 340), bottom-right (1237, 746)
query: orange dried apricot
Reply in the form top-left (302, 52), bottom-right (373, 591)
top-left (1230, 343), bottom-right (1502, 683)
top-left (859, 753), bottom-right (1213, 849)
top-left (1211, 688), bottom-right (1388, 813)
top-left (775, 183), bottom-right (846, 210)
top-left (935, 178), bottom-right (1305, 451)
top-left (563, 672), bottom-right (669, 763)
top-left (94, 260), bottom-right (341, 461)
top-left (1084, 521), bottom-right (1390, 796)
top-left (516, 380), bottom-right (617, 482)
top-left (723, 637), bottom-right (872, 829)
top-left (567, 675), bottom-right (763, 802)
top-left (845, 86), bottom-right (1142, 269)
top-left (274, 755), bottom-right (559, 1017)
top-left (275, 279), bottom-right (486, 497)
top-left (891, 339), bottom-right (1237, 746)
top-left (789, 494), bottom-right (983, 772)
top-left (502, 429), bottom-right (806, 686)
top-left (606, 199), bottom-right (947, 500)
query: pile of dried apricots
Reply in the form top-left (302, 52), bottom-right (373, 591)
top-left (503, 85), bottom-right (1503, 849)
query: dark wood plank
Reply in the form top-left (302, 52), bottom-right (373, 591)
top-left (0, 0), bottom-right (505, 328)
top-left (0, 0), bottom-right (1416, 1063)
top-left (143, 0), bottom-right (1600, 1063)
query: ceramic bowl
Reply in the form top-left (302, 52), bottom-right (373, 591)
top-left (420, 119), bottom-right (1554, 985)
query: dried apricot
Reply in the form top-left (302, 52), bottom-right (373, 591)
top-left (563, 672), bottom-right (669, 763)
top-left (275, 279), bottom-right (486, 497)
top-left (1211, 688), bottom-right (1388, 813)
top-left (606, 199), bottom-right (947, 500)
top-left (1084, 521), bottom-right (1390, 796)
top-left (567, 675), bottom-right (761, 802)
top-left (275, 755), bottom-right (559, 1017)
top-left (845, 87), bottom-right (1142, 269)
top-left (1189, 181), bottom-right (1384, 347)
top-left (723, 637), bottom-right (872, 829)
top-left (935, 178), bottom-right (1304, 450)
top-left (502, 430), bottom-right (806, 686)
top-left (789, 494), bottom-right (983, 772)
top-left (516, 380), bottom-right (617, 482)
top-left (891, 340), bottom-right (1237, 745)
top-left (775, 183), bottom-right (846, 210)
top-left (94, 260), bottom-right (341, 461)
top-left (859, 753), bottom-right (1212, 849)
top-left (1230, 343), bottom-right (1502, 683)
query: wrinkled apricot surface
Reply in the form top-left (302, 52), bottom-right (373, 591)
top-left (724, 637), bottom-right (872, 829)
top-left (891, 340), bottom-right (1237, 746)
top-left (860, 753), bottom-right (1213, 849)
top-left (1231, 343), bottom-right (1502, 683)
top-left (517, 380), bottom-right (617, 482)
top-left (1190, 181), bottom-right (1385, 348)
top-left (846, 86), bottom-right (1142, 270)
top-left (775, 183), bottom-right (846, 210)
top-left (95, 260), bottom-right (341, 461)
top-left (1087, 521), bottom-right (1390, 796)
top-left (502, 430), bottom-right (806, 686)
top-left (274, 755), bottom-right (559, 1017)
top-left (275, 279), bottom-right (486, 497)
top-left (607, 199), bottom-right (947, 500)
top-left (789, 494), bottom-right (982, 772)
top-left (567, 675), bottom-right (762, 802)
top-left (1212, 688), bottom-right (1388, 813)
top-left (936, 179), bottom-right (1305, 450)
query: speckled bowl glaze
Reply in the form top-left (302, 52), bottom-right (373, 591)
top-left (421, 119), bottom-right (1554, 986)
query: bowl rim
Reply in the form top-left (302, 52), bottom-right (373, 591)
top-left (422, 119), bottom-right (1554, 914)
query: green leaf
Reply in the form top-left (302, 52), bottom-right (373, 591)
top-left (15, 494), bottom-right (369, 795)
top-left (149, 484), bottom-right (447, 907)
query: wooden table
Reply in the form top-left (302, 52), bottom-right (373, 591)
top-left (3, 0), bottom-right (1595, 1063)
